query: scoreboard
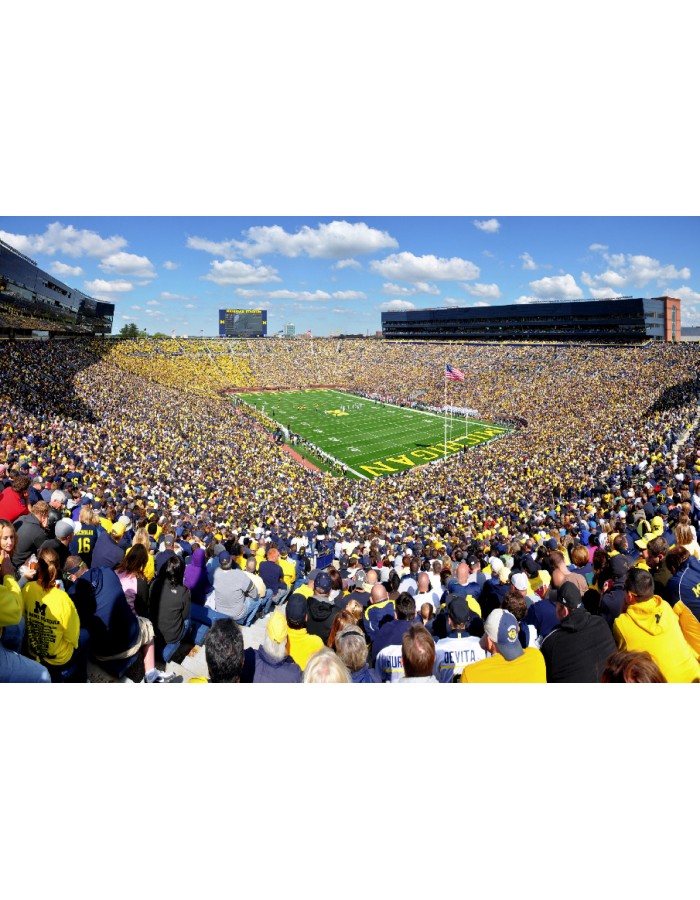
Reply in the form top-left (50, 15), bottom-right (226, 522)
top-left (218, 309), bottom-right (268, 337)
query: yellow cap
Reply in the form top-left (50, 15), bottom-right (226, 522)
top-left (267, 610), bottom-right (288, 643)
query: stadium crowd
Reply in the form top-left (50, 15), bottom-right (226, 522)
top-left (2, 336), bottom-right (700, 682)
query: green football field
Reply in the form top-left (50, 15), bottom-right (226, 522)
top-left (235, 388), bottom-right (512, 480)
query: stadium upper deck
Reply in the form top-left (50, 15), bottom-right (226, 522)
top-left (0, 238), bottom-right (114, 336)
top-left (382, 296), bottom-right (681, 343)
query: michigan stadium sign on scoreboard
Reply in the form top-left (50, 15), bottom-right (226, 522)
top-left (218, 309), bottom-right (268, 337)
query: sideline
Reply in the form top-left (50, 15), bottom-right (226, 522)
top-left (325, 387), bottom-right (511, 433)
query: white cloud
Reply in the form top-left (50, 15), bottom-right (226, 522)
top-left (583, 251), bottom-right (691, 293)
top-left (520, 252), bottom-right (538, 271)
top-left (529, 273), bottom-right (584, 300)
top-left (84, 278), bottom-right (133, 296)
top-left (188, 221), bottom-right (397, 260)
top-left (463, 282), bottom-right (502, 299)
top-left (184, 304), bottom-right (196, 309)
top-left (146, 300), bottom-right (160, 306)
top-left (163, 260), bottom-right (179, 270)
top-left (99, 251), bottom-right (156, 279)
top-left (589, 243), bottom-right (608, 252)
top-left (682, 307), bottom-right (700, 325)
top-left (589, 288), bottom-right (624, 299)
top-left (161, 291), bottom-right (193, 301)
top-left (382, 282), bottom-right (414, 296)
top-left (665, 285), bottom-right (700, 303)
top-left (627, 254), bottom-right (690, 284)
top-left (332, 307), bottom-right (355, 314)
top-left (130, 305), bottom-right (141, 310)
top-left (473, 218), bottom-right (500, 233)
top-left (596, 269), bottom-right (627, 288)
top-left (379, 299), bottom-right (416, 311)
top-left (235, 288), bottom-right (364, 301)
top-left (146, 309), bottom-right (163, 317)
top-left (121, 315), bottom-right (134, 320)
top-left (371, 252), bottom-right (479, 282)
top-left (50, 261), bottom-right (83, 278)
top-left (0, 222), bottom-right (127, 258)
top-left (514, 295), bottom-right (542, 305)
top-left (187, 236), bottom-right (230, 256)
top-left (474, 301), bottom-right (491, 307)
top-left (202, 260), bottom-right (281, 286)
top-left (413, 282), bottom-right (441, 295)
top-left (333, 258), bottom-right (362, 270)
top-left (382, 281), bottom-right (440, 296)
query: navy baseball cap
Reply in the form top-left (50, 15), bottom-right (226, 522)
top-left (286, 594), bottom-right (308, 625)
top-left (447, 595), bottom-right (471, 626)
top-left (314, 571), bottom-right (332, 594)
top-left (484, 609), bottom-right (523, 661)
top-left (521, 556), bottom-right (540, 576)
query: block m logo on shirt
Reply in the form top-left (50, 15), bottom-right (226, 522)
top-left (34, 601), bottom-right (48, 616)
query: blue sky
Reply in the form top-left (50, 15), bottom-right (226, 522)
top-left (2, 217), bottom-right (699, 335)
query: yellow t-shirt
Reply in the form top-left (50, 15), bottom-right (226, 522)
top-left (0, 574), bottom-right (22, 637)
top-left (279, 557), bottom-right (297, 588)
top-left (288, 628), bottom-right (324, 671)
top-left (23, 582), bottom-right (80, 666)
top-left (460, 647), bottom-right (547, 683)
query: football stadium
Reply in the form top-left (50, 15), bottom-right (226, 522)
top-left (2, 227), bottom-right (700, 685)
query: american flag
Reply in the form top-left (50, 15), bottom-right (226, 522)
top-left (445, 363), bottom-right (465, 382)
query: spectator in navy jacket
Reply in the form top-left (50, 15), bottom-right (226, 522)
top-left (252, 610), bottom-right (302, 683)
top-left (91, 522), bottom-right (127, 570)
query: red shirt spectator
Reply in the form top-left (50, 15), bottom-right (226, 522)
top-left (0, 476), bottom-right (31, 523)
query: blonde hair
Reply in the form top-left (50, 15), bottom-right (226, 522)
top-left (132, 527), bottom-right (152, 551)
top-left (303, 648), bottom-right (351, 683)
top-left (675, 523), bottom-right (694, 547)
top-left (79, 505), bottom-right (99, 526)
top-left (344, 598), bottom-right (363, 622)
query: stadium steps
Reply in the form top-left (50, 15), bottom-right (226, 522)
top-left (86, 612), bottom-right (271, 683)
top-left (672, 401), bottom-right (700, 455)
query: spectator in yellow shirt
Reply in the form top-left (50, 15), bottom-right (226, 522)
top-left (461, 609), bottom-right (547, 683)
top-left (285, 594), bottom-right (323, 671)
